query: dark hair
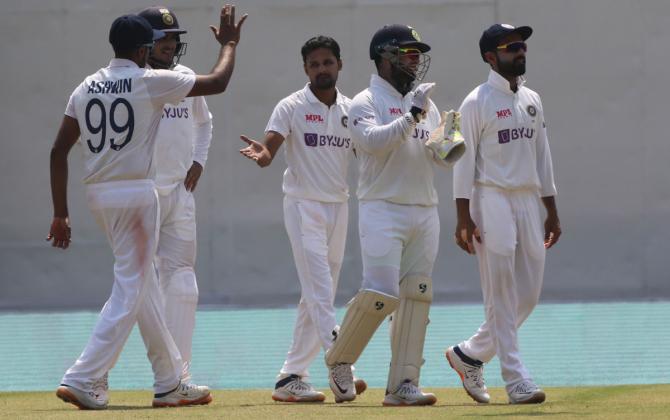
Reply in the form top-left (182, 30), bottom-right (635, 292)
top-left (301, 35), bottom-right (341, 63)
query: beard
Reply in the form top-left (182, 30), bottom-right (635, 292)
top-left (497, 54), bottom-right (526, 77)
top-left (389, 65), bottom-right (416, 96)
top-left (313, 74), bottom-right (336, 90)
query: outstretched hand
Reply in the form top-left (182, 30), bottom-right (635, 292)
top-left (239, 135), bottom-right (271, 167)
top-left (209, 4), bottom-right (248, 46)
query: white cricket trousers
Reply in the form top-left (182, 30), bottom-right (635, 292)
top-left (279, 196), bottom-right (348, 378)
top-left (459, 185), bottom-right (546, 388)
top-left (359, 200), bottom-right (439, 296)
top-left (156, 183), bottom-right (198, 381)
top-left (61, 180), bottom-right (182, 394)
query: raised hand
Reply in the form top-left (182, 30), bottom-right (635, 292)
top-left (209, 4), bottom-right (248, 46)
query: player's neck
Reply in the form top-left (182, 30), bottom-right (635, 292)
top-left (309, 85), bottom-right (337, 107)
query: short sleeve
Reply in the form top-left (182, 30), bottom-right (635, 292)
top-left (144, 69), bottom-right (196, 107)
top-left (265, 97), bottom-right (294, 138)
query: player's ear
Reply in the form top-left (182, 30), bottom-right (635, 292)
top-left (484, 51), bottom-right (497, 68)
top-left (303, 62), bottom-right (309, 76)
top-left (337, 59), bottom-right (342, 71)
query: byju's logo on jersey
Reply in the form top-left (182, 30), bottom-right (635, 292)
top-left (305, 114), bottom-right (324, 123)
top-left (498, 127), bottom-right (535, 144)
top-left (496, 108), bottom-right (512, 119)
top-left (304, 132), bottom-right (351, 148)
top-left (304, 133), bottom-right (318, 147)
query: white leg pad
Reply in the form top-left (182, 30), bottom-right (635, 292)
top-left (325, 289), bottom-right (399, 366)
top-left (387, 275), bottom-right (433, 393)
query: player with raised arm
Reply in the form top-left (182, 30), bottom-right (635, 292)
top-left (47, 5), bottom-right (246, 409)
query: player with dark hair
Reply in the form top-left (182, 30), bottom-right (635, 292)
top-left (137, 5), bottom-right (214, 387)
top-left (446, 23), bottom-right (561, 405)
top-left (239, 35), bottom-right (366, 403)
top-left (48, 5), bottom-right (246, 409)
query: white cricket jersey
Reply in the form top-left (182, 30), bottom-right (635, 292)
top-left (265, 84), bottom-right (352, 203)
top-left (453, 70), bottom-right (557, 199)
top-left (153, 64), bottom-right (213, 195)
top-left (65, 58), bottom-right (195, 184)
top-left (349, 74), bottom-right (440, 206)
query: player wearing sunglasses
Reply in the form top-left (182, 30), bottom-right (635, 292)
top-left (446, 23), bottom-right (561, 405)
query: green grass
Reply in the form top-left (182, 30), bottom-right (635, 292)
top-left (1, 385), bottom-right (668, 419)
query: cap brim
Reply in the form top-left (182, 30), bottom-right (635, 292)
top-left (152, 29), bottom-right (166, 41)
top-left (398, 41), bottom-right (431, 53)
top-left (511, 26), bottom-right (532, 40)
top-left (162, 29), bottom-right (187, 34)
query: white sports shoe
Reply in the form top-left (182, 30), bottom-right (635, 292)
top-left (152, 382), bottom-right (213, 408)
top-left (328, 363), bottom-right (355, 403)
top-left (508, 379), bottom-right (546, 404)
top-left (446, 346), bottom-right (490, 403)
top-left (272, 375), bottom-right (325, 403)
top-left (56, 383), bottom-right (108, 410)
top-left (383, 380), bottom-right (437, 406)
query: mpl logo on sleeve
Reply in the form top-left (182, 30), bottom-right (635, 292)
top-left (304, 133), bottom-right (318, 147)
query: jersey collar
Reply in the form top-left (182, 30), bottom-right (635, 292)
top-left (487, 69), bottom-right (526, 94)
top-left (370, 74), bottom-right (405, 99)
top-left (303, 83), bottom-right (345, 106)
top-left (108, 58), bottom-right (141, 68)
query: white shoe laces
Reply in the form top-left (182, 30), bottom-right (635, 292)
top-left (511, 380), bottom-right (538, 394)
top-left (285, 377), bottom-right (314, 393)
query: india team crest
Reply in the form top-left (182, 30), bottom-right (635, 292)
top-left (527, 105), bottom-right (537, 117)
top-left (160, 9), bottom-right (174, 26)
top-left (410, 28), bottom-right (421, 41)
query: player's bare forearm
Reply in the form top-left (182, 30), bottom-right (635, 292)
top-left (50, 148), bottom-right (69, 218)
top-left (189, 43), bottom-right (237, 97)
top-left (541, 195), bottom-right (561, 248)
top-left (48, 116), bottom-right (79, 249)
top-left (50, 116), bottom-right (79, 218)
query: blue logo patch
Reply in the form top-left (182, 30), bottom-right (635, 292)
top-left (304, 133), bottom-right (318, 147)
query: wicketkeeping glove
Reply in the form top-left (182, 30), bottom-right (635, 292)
top-left (425, 110), bottom-right (466, 165)
top-left (410, 82), bottom-right (436, 113)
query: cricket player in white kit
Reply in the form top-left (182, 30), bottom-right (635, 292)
top-left (446, 24), bottom-right (561, 405)
top-left (47, 6), bottom-right (247, 409)
top-left (324, 24), bottom-right (461, 406)
top-left (239, 36), bottom-right (366, 403)
top-left (138, 6), bottom-right (213, 386)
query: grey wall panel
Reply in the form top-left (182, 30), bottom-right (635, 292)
top-left (1, 0), bottom-right (668, 310)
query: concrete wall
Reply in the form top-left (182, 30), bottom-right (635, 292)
top-left (1, 0), bottom-right (669, 310)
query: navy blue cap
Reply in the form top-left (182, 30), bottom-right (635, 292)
top-left (109, 14), bottom-right (165, 50)
top-left (138, 6), bottom-right (187, 34)
top-left (369, 24), bottom-right (430, 60)
top-left (479, 24), bottom-right (532, 60)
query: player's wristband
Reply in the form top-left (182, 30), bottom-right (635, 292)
top-left (409, 106), bottom-right (423, 123)
top-left (404, 112), bottom-right (417, 127)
